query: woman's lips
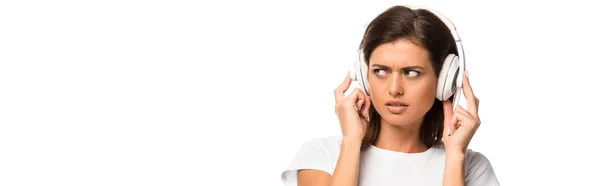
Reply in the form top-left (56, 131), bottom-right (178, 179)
top-left (386, 105), bottom-right (407, 114)
top-left (385, 100), bottom-right (408, 114)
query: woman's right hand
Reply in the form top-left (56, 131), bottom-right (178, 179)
top-left (334, 72), bottom-right (371, 141)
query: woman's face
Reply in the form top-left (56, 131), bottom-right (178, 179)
top-left (368, 39), bottom-right (438, 127)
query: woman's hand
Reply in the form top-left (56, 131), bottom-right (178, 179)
top-left (442, 71), bottom-right (481, 156)
top-left (334, 72), bottom-right (371, 141)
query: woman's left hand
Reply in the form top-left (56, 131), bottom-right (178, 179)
top-left (442, 71), bottom-right (481, 156)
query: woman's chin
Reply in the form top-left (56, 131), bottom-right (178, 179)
top-left (380, 114), bottom-right (415, 126)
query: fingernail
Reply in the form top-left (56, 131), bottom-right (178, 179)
top-left (465, 70), bottom-right (469, 79)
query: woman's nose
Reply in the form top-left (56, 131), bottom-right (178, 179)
top-left (388, 72), bottom-right (404, 96)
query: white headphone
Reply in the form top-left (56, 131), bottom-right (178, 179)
top-left (350, 5), bottom-right (466, 110)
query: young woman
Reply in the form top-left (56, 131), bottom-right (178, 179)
top-left (280, 5), bottom-right (499, 186)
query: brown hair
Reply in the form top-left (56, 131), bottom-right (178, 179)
top-left (359, 6), bottom-right (458, 150)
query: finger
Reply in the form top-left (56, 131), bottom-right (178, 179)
top-left (454, 106), bottom-right (474, 120)
top-left (449, 105), bottom-right (475, 134)
top-left (453, 106), bottom-right (473, 127)
top-left (362, 94), bottom-right (371, 120)
top-left (356, 99), bottom-right (364, 110)
top-left (442, 101), bottom-right (454, 137)
top-left (455, 105), bottom-right (480, 128)
top-left (461, 71), bottom-right (478, 114)
top-left (344, 88), bottom-right (366, 111)
top-left (334, 72), bottom-right (353, 102)
top-left (450, 112), bottom-right (462, 135)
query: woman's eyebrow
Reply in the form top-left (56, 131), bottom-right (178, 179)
top-left (371, 64), bottom-right (390, 69)
top-left (401, 66), bottom-right (424, 70)
top-left (371, 64), bottom-right (424, 70)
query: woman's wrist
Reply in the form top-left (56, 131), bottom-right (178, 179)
top-left (445, 148), bottom-right (465, 162)
top-left (342, 136), bottom-right (363, 147)
top-left (443, 154), bottom-right (466, 186)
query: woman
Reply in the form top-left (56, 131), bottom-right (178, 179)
top-left (281, 5), bottom-right (499, 186)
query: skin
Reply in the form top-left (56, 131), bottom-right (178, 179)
top-left (298, 39), bottom-right (481, 186)
top-left (368, 39), bottom-right (437, 153)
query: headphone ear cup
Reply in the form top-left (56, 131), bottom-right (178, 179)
top-left (436, 54), bottom-right (459, 101)
top-left (353, 52), bottom-right (370, 95)
top-left (359, 58), bottom-right (370, 95)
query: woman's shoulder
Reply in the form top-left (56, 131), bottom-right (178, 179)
top-left (463, 148), bottom-right (495, 170)
top-left (292, 136), bottom-right (344, 161)
top-left (299, 136), bottom-right (343, 151)
top-left (280, 136), bottom-right (343, 184)
top-left (291, 135), bottom-right (344, 159)
top-left (461, 148), bottom-right (500, 185)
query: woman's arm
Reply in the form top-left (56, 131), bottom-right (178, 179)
top-left (443, 151), bottom-right (465, 186)
top-left (298, 138), bottom-right (362, 186)
top-left (442, 72), bottom-right (479, 186)
top-left (297, 73), bottom-right (370, 186)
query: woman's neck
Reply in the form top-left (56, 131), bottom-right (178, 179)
top-left (374, 118), bottom-right (428, 153)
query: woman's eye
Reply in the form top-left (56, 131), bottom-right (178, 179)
top-left (406, 70), bottom-right (420, 77)
top-left (374, 69), bottom-right (387, 76)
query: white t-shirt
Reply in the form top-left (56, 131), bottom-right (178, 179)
top-left (281, 136), bottom-right (499, 186)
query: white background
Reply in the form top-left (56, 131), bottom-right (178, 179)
top-left (1, 0), bottom-right (599, 185)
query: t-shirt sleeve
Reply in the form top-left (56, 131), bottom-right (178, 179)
top-left (465, 150), bottom-right (500, 186)
top-left (280, 139), bottom-right (334, 186)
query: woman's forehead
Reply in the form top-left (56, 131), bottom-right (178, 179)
top-left (369, 40), bottom-right (431, 68)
